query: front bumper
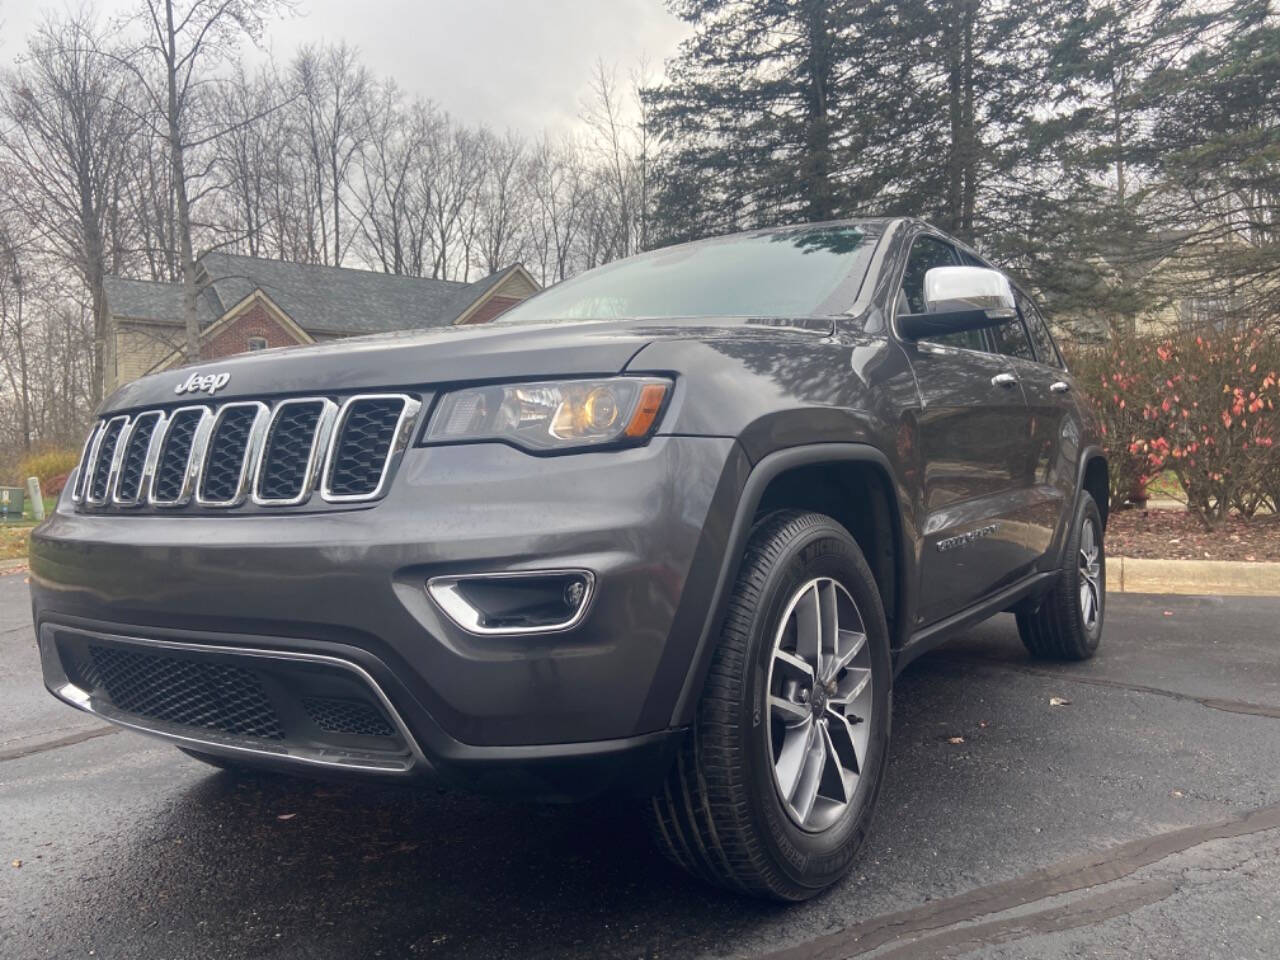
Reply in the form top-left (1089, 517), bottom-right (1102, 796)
top-left (30, 436), bottom-right (747, 799)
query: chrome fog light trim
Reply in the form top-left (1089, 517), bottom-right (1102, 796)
top-left (427, 569), bottom-right (597, 636)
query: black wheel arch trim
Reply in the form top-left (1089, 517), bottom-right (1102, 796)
top-left (666, 442), bottom-right (913, 728)
top-left (1068, 445), bottom-right (1109, 535)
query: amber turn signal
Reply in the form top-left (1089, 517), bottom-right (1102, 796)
top-left (624, 383), bottom-right (669, 438)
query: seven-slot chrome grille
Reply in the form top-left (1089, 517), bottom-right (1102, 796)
top-left (72, 394), bottom-right (420, 511)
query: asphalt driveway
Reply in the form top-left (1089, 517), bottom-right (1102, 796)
top-left (3, 569), bottom-right (1279, 959)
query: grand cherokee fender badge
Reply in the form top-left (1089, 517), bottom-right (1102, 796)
top-left (937, 523), bottom-right (999, 553)
top-left (174, 371), bottom-right (231, 396)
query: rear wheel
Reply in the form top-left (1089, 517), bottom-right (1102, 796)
top-left (1017, 491), bottom-right (1105, 660)
top-left (646, 510), bottom-right (892, 900)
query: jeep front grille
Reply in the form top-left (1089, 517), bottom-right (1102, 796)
top-left (324, 396), bottom-right (411, 500)
top-left (73, 393), bottom-right (420, 512)
top-left (114, 411), bottom-right (165, 505)
top-left (152, 406), bottom-right (207, 505)
top-left (86, 416), bottom-right (129, 505)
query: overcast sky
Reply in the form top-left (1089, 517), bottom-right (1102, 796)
top-left (0, 0), bottom-right (692, 133)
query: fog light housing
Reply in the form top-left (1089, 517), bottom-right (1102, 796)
top-left (427, 570), bottom-right (596, 636)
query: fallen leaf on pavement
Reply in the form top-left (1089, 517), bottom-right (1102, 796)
top-left (1049, 696), bottom-right (1071, 707)
top-left (1171, 789), bottom-right (1185, 798)
top-left (276, 813), bottom-right (297, 821)
top-left (10, 859), bottom-right (21, 868)
top-left (945, 736), bottom-right (965, 744)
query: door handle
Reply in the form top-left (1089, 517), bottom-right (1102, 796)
top-left (991, 372), bottom-right (1019, 388)
top-left (1050, 381), bottom-right (1071, 393)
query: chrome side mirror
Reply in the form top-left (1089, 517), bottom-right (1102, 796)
top-left (899, 266), bottom-right (1018, 341)
top-left (923, 266), bottom-right (1016, 317)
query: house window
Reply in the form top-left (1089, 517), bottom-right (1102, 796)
top-left (247, 336), bottom-right (268, 351)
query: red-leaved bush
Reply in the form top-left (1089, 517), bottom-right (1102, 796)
top-left (1070, 324), bottom-right (1279, 526)
top-left (1066, 337), bottom-right (1164, 511)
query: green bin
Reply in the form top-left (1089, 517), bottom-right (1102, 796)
top-left (0, 486), bottom-right (24, 521)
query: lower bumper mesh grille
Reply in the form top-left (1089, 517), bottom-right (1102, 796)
top-left (46, 626), bottom-right (418, 773)
top-left (81, 643), bottom-right (285, 739)
top-left (302, 696), bottom-right (395, 737)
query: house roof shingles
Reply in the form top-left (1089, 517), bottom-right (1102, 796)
top-left (105, 253), bottom-right (517, 336)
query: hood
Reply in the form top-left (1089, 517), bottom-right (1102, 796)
top-left (101, 315), bottom-right (836, 413)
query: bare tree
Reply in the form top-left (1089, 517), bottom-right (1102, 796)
top-left (419, 114), bottom-right (485, 280)
top-left (476, 129), bottom-right (529, 274)
top-left (212, 61), bottom-right (293, 257)
top-left (0, 217), bottom-right (34, 451)
top-left (528, 134), bottom-right (590, 284)
top-left (292, 42), bottom-right (373, 267)
top-left (0, 12), bottom-right (139, 403)
top-left (352, 81), bottom-right (433, 276)
top-left (118, 0), bottom-right (291, 362)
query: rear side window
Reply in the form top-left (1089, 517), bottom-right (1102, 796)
top-left (990, 316), bottom-right (1036, 362)
top-left (1017, 292), bottom-right (1065, 369)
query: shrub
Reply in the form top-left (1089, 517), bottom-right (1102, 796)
top-left (1066, 337), bottom-right (1163, 511)
top-left (1131, 326), bottom-right (1279, 525)
top-left (15, 449), bottom-right (79, 491)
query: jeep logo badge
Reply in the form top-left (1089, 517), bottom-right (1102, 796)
top-left (174, 371), bottom-right (231, 396)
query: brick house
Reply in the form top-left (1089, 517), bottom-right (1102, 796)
top-left (103, 253), bottom-right (540, 391)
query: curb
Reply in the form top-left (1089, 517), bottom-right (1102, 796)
top-left (1112, 557), bottom-right (1280, 597)
top-left (2, 556), bottom-right (1276, 594)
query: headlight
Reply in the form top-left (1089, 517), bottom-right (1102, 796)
top-left (424, 377), bottom-right (671, 452)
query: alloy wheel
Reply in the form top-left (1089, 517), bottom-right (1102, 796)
top-left (1079, 517), bottom-right (1102, 630)
top-left (766, 577), bottom-right (874, 833)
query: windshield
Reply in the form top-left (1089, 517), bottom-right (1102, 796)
top-left (498, 224), bottom-right (883, 323)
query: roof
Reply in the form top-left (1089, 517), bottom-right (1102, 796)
top-left (106, 253), bottom-right (525, 335)
top-left (103, 276), bottom-right (221, 326)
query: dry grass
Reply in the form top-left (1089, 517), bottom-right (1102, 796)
top-left (0, 524), bottom-right (30, 562)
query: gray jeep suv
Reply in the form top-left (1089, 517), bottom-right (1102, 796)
top-left (30, 218), bottom-right (1108, 900)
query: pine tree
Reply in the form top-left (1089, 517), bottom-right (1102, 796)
top-left (1139, 0), bottom-right (1280, 325)
top-left (646, 0), bottom-right (883, 240)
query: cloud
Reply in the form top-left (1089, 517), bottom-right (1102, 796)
top-left (1, 0), bottom-right (690, 134)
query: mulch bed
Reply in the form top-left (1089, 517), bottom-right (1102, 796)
top-left (1107, 508), bottom-right (1280, 562)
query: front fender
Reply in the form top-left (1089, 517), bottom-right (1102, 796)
top-left (660, 442), bottom-right (912, 728)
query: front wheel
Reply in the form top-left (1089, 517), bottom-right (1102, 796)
top-left (1017, 491), bottom-right (1105, 660)
top-left (646, 510), bottom-right (892, 900)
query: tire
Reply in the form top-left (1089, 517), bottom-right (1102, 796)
top-left (646, 510), bottom-right (893, 901)
top-left (1017, 491), bottom-right (1105, 661)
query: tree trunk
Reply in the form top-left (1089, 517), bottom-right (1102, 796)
top-left (959, 0), bottom-right (977, 240)
top-left (1112, 70), bottom-right (1126, 210)
top-left (802, 0), bottom-right (834, 221)
top-left (944, 0), bottom-right (979, 240)
top-left (165, 0), bottom-right (201, 363)
top-left (14, 277), bottom-right (33, 452)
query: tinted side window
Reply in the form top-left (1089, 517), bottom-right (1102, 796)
top-left (991, 316), bottom-right (1036, 362)
top-left (897, 237), bottom-right (986, 352)
top-left (1017, 292), bottom-right (1064, 369)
